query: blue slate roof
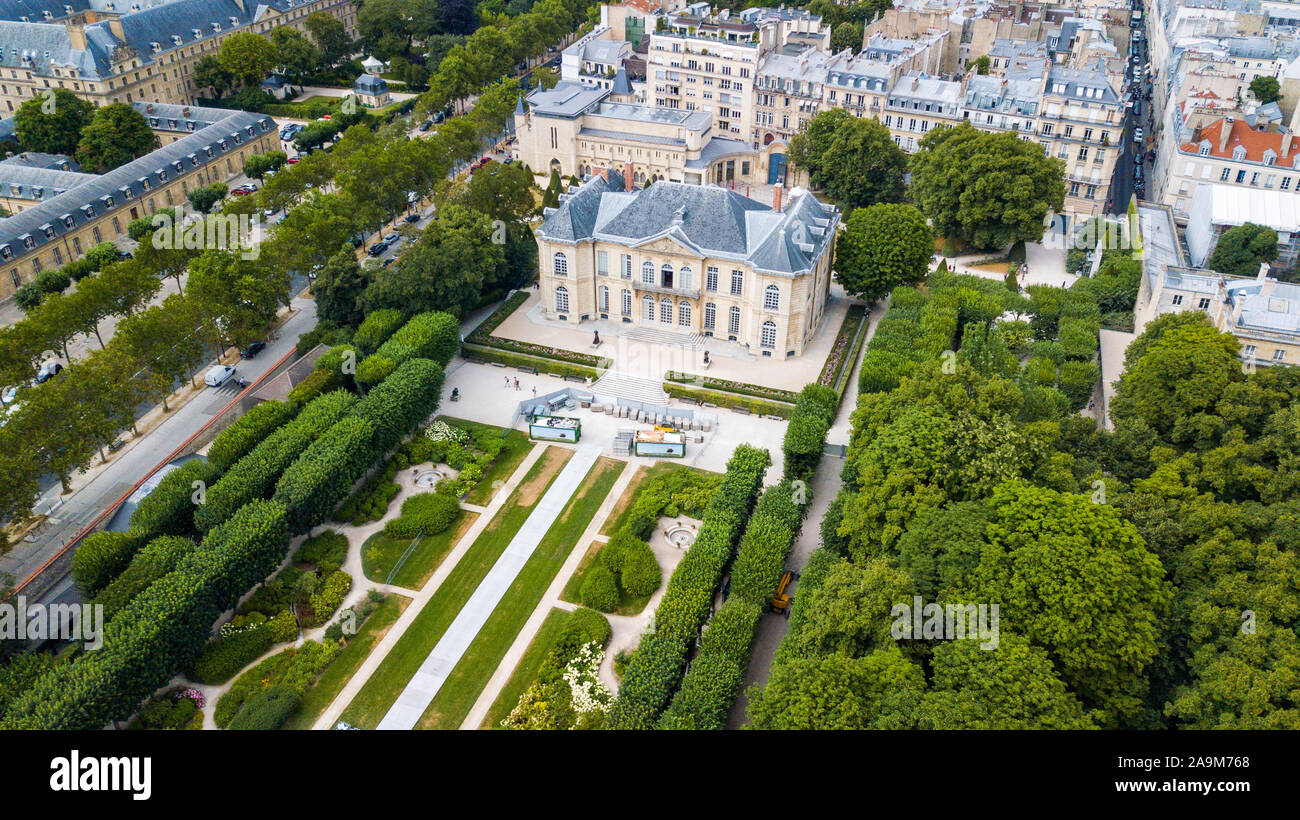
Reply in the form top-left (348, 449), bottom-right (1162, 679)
top-left (539, 177), bottom-right (840, 276)
top-left (354, 73), bottom-right (388, 94)
top-left (0, 107), bottom-right (274, 261)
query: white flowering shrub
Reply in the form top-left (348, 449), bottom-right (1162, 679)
top-left (562, 642), bottom-right (612, 716)
top-left (425, 421), bottom-right (468, 444)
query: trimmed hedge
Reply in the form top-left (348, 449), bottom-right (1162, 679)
top-left (72, 530), bottom-right (147, 597)
top-left (272, 416), bottom-right (377, 535)
top-left (663, 371), bottom-right (797, 404)
top-left (195, 390), bottom-right (357, 533)
top-left (207, 400), bottom-right (298, 472)
top-left (658, 482), bottom-right (805, 728)
top-left (95, 535), bottom-right (194, 620)
top-left (663, 382), bottom-right (794, 418)
top-left (345, 357), bottom-right (446, 464)
top-left (604, 445), bottom-right (770, 730)
top-left (461, 342), bottom-right (603, 381)
top-left (382, 491), bottom-right (460, 539)
top-left (1, 500), bottom-right (289, 729)
top-left (186, 625), bottom-right (276, 685)
top-left (657, 597), bottom-right (761, 729)
top-left (226, 685), bottom-right (301, 730)
top-left (782, 383), bottom-right (838, 483)
top-left (129, 459), bottom-right (222, 541)
top-left (308, 570), bottom-right (352, 627)
top-left (352, 308), bottom-right (404, 355)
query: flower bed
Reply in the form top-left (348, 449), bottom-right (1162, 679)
top-left (461, 343), bottom-right (604, 381)
top-left (663, 372), bottom-right (797, 404)
top-left (817, 304), bottom-right (867, 400)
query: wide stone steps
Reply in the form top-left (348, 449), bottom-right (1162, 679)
top-left (622, 325), bottom-right (708, 350)
top-left (590, 370), bottom-right (670, 405)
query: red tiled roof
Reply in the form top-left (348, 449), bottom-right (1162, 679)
top-left (1181, 117), bottom-right (1299, 163)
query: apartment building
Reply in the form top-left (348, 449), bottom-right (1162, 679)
top-left (534, 168), bottom-right (840, 357)
top-left (0, 0), bottom-right (357, 113)
top-left (514, 80), bottom-right (770, 187)
top-left (1039, 64), bottom-right (1124, 217)
top-left (0, 102), bottom-right (277, 298)
top-left (561, 24), bottom-right (635, 92)
top-left (1186, 182), bottom-right (1299, 269)
top-left (882, 71), bottom-right (965, 152)
top-left (647, 3), bottom-right (828, 146)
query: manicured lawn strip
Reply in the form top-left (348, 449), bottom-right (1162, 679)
top-left (560, 540), bottom-right (654, 616)
top-left (338, 447), bottom-right (572, 729)
top-left (480, 608), bottom-right (572, 729)
top-left (436, 416), bottom-right (534, 506)
top-left (597, 465), bottom-right (652, 536)
top-left (282, 594), bottom-right (410, 730)
top-left (415, 456), bottom-right (623, 729)
top-left (360, 510), bottom-right (480, 588)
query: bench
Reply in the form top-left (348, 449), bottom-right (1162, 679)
top-left (733, 407), bottom-right (751, 415)
top-left (517, 365), bottom-right (539, 375)
top-left (563, 375), bottom-right (586, 383)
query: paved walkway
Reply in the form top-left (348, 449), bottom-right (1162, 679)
top-left (311, 442), bottom-right (547, 730)
top-left (460, 458), bottom-right (639, 729)
top-left (375, 443), bottom-right (603, 730)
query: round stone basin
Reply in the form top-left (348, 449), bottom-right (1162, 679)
top-left (666, 524), bottom-right (696, 549)
top-left (413, 468), bottom-right (446, 489)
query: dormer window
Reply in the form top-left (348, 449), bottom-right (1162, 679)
top-left (82, 204), bottom-right (95, 218)
top-left (1263, 150), bottom-right (1277, 166)
top-left (1198, 140), bottom-right (1211, 156)
top-left (156, 169), bottom-right (167, 182)
top-left (150, 42), bottom-right (161, 54)
top-left (1232, 145), bottom-right (1247, 161)
top-left (42, 225), bottom-right (55, 239)
top-left (173, 160), bottom-right (183, 173)
top-left (140, 177), bottom-right (151, 190)
top-left (121, 186), bottom-right (133, 199)
top-left (193, 28), bottom-right (202, 39)
top-left (0, 246), bottom-right (11, 260)
top-left (205, 146), bottom-right (214, 157)
top-left (212, 22), bottom-right (222, 33)
top-left (63, 215), bottom-right (74, 228)
top-left (217, 139), bottom-right (227, 150)
top-left (22, 236), bottom-right (35, 250)
top-left (103, 195), bottom-right (114, 208)
top-left (42, 10), bottom-right (52, 19)
top-left (189, 154), bottom-right (199, 166)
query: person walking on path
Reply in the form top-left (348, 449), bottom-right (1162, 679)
top-left (532, 386), bottom-right (537, 397)
top-left (514, 377), bottom-right (520, 390)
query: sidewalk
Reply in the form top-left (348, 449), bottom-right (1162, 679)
top-left (376, 444), bottom-right (602, 729)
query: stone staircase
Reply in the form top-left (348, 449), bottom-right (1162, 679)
top-left (590, 370), bottom-right (671, 405)
top-left (622, 325), bottom-right (708, 350)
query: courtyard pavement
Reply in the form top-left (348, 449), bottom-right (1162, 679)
top-left (375, 443), bottom-right (603, 730)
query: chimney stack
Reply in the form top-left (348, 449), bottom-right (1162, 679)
top-left (1219, 117), bottom-right (1233, 153)
top-left (624, 162), bottom-right (634, 191)
top-left (66, 23), bottom-right (87, 52)
top-left (107, 18), bottom-right (125, 41)
top-left (1258, 261), bottom-right (1271, 282)
top-left (772, 185), bottom-right (783, 212)
top-left (1283, 128), bottom-right (1294, 159)
top-left (598, 166), bottom-right (609, 182)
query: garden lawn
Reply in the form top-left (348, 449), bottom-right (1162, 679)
top-left (436, 416), bottom-right (533, 506)
top-left (361, 510), bottom-right (480, 588)
top-left (480, 608), bottom-right (571, 729)
top-left (338, 446), bottom-right (573, 729)
top-left (416, 456), bottom-right (624, 729)
top-left (597, 464), bottom-right (651, 536)
top-left (281, 594), bottom-right (410, 730)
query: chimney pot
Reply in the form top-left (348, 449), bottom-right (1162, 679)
top-left (624, 161), bottom-right (634, 191)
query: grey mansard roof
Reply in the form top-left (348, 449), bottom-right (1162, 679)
top-left (538, 177), bottom-right (839, 276)
top-left (0, 107), bottom-right (274, 261)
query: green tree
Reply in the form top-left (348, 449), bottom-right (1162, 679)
top-left (219, 32), bottom-right (278, 88)
top-left (193, 54), bottom-right (235, 98)
top-left (271, 27), bottom-right (321, 84)
top-left (910, 123), bottom-right (1066, 249)
top-left (1248, 75), bottom-right (1281, 104)
top-left (74, 103), bottom-right (158, 173)
top-left (830, 22), bottom-right (862, 53)
top-left (834, 203), bottom-right (933, 301)
top-left (971, 55), bottom-right (991, 75)
top-left (187, 182), bottom-right (229, 214)
top-left (788, 110), bottom-right (906, 208)
top-left (312, 246), bottom-right (369, 327)
top-left (1207, 222), bottom-right (1278, 277)
top-left (13, 89), bottom-right (93, 155)
top-left (305, 11), bottom-right (352, 67)
top-left (746, 648), bottom-right (925, 729)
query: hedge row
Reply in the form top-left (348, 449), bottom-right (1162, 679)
top-left (95, 535), bottom-right (194, 621)
top-left (186, 624), bottom-right (276, 686)
top-left (194, 389), bottom-right (357, 533)
top-left (129, 459), bottom-right (223, 542)
top-left (345, 357), bottom-right (446, 465)
top-left (817, 304), bottom-right (868, 403)
top-left (657, 481), bottom-right (805, 728)
top-left (226, 685), bottom-right (300, 730)
top-left (663, 382), bottom-right (794, 419)
top-left (663, 371), bottom-right (798, 404)
top-left (357, 311), bottom-right (459, 389)
top-left (603, 444), bottom-right (770, 730)
top-left (0, 500), bottom-right (289, 729)
top-left (207, 399), bottom-right (298, 472)
top-left (353, 309), bottom-right (404, 355)
top-left (782, 383), bottom-right (838, 483)
top-left (461, 342), bottom-right (604, 381)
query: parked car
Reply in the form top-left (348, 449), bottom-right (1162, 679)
top-left (404, 212), bottom-right (420, 223)
top-left (286, 155), bottom-right (300, 164)
top-left (204, 365), bottom-right (236, 387)
top-left (383, 233), bottom-right (400, 244)
top-left (231, 183), bottom-right (258, 196)
top-left (240, 341), bottom-right (267, 359)
top-left (418, 120), bottom-right (433, 132)
top-left (367, 242), bottom-right (389, 257)
top-left (35, 361), bottom-right (63, 384)
top-left (1133, 127), bottom-right (1144, 144)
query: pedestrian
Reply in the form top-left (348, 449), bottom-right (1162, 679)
top-left (505, 375), bottom-right (510, 388)
top-left (532, 386), bottom-right (537, 397)
top-left (514, 377), bottom-right (520, 390)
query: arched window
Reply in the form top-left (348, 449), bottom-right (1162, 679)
top-left (553, 252), bottom-right (568, 277)
top-left (642, 294), bottom-right (655, 321)
top-left (679, 266), bottom-right (693, 290)
top-left (678, 301), bottom-right (691, 327)
top-left (728, 306), bottom-right (741, 334)
top-left (555, 286), bottom-right (569, 313)
top-left (704, 302), bottom-right (716, 330)
top-left (660, 263), bottom-right (674, 288)
top-left (764, 284), bottom-right (780, 311)
top-left (599, 285), bottom-right (609, 312)
top-left (660, 297), bottom-right (672, 324)
top-left (622, 289), bottom-right (632, 315)
top-left (641, 261), bottom-right (655, 285)
top-left (761, 320), bottom-right (777, 348)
